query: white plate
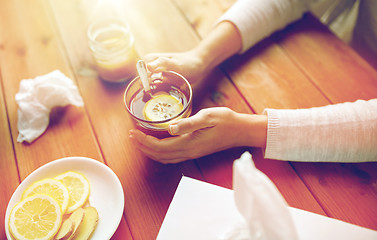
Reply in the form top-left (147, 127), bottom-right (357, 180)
top-left (5, 157), bottom-right (124, 240)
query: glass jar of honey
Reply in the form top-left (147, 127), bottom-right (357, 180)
top-left (88, 18), bottom-right (138, 83)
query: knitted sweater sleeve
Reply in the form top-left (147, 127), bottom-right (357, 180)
top-left (264, 99), bottom-right (377, 162)
top-left (217, 0), bottom-right (313, 52)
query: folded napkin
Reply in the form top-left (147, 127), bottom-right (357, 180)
top-left (15, 70), bottom-right (84, 143)
top-left (221, 152), bottom-right (298, 240)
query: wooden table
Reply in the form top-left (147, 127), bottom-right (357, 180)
top-left (1, 0), bottom-right (377, 239)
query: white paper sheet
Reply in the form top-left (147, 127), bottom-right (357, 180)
top-left (157, 176), bottom-right (377, 240)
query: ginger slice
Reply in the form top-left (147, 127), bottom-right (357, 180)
top-left (67, 208), bottom-right (85, 240)
top-left (55, 218), bottom-right (73, 240)
top-left (74, 206), bottom-right (99, 240)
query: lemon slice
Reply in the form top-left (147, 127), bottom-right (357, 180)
top-left (55, 171), bottom-right (90, 214)
top-left (22, 178), bottom-right (69, 214)
top-left (9, 194), bottom-right (62, 240)
top-left (143, 94), bottom-right (183, 121)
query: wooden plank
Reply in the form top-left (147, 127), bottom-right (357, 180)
top-left (0, 0), bottom-right (103, 178)
top-left (224, 40), bottom-right (331, 112)
top-left (291, 162), bottom-right (377, 230)
top-left (0, 75), bottom-right (20, 239)
top-left (275, 13), bottom-right (377, 103)
top-left (0, 0), bottom-right (126, 237)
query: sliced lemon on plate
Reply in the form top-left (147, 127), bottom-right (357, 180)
top-left (55, 171), bottom-right (90, 214)
top-left (143, 94), bottom-right (183, 122)
top-left (22, 178), bottom-right (69, 214)
top-left (9, 194), bottom-right (62, 240)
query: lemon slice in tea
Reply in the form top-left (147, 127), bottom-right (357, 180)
top-left (9, 194), bottom-right (62, 240)
top-left (143, 94), bottom-right (183, 122)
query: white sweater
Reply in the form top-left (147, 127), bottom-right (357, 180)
top-left (219, 0), bottom-right (377, 162)
top-left (264, 100), bottom-right (377, 162)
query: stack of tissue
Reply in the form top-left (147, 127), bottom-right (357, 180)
top-left (222, 152), bottom-right (298, 240)
top-left (15, 70), bottom-right (84, 143)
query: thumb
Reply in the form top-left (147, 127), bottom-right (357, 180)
top-left (168, 110), bottom-right (215, 135)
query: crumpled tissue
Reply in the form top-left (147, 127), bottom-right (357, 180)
top-left (221, 152), bottom-right (298, 240)
top-left (15, 70), bottom-right (84, 143)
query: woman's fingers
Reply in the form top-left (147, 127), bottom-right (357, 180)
top-left (129, 129), bottom-right (194, 163)
top-left (169, 109), bottom-right (215, 135)
top-left (129, 108), bottom-right (241, 163)
top-left (129, 129), bottom-right (177, 150)
top-left (144, 54), bottom-right (175, 72)
top-left (143, 51), bottom-right (205, 85)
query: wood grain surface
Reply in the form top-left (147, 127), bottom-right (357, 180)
top-left (1, 0), bottom-right (376, 239)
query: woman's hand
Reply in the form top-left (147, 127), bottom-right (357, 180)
top-left (129, 107), bottom-right (267, 164)
top-left (144, 49), bottom-right (209, 85)
top-left (144, 21), bottom-right (242, 86)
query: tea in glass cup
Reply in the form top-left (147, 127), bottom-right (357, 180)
top-left (124, 71), bottom-right (192, 138)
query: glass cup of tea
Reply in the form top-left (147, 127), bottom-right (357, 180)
top-left (124, 71), bottom-right (192, 138)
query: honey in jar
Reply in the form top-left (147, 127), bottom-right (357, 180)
top-left (88, 18), bottom-right (138, 82)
